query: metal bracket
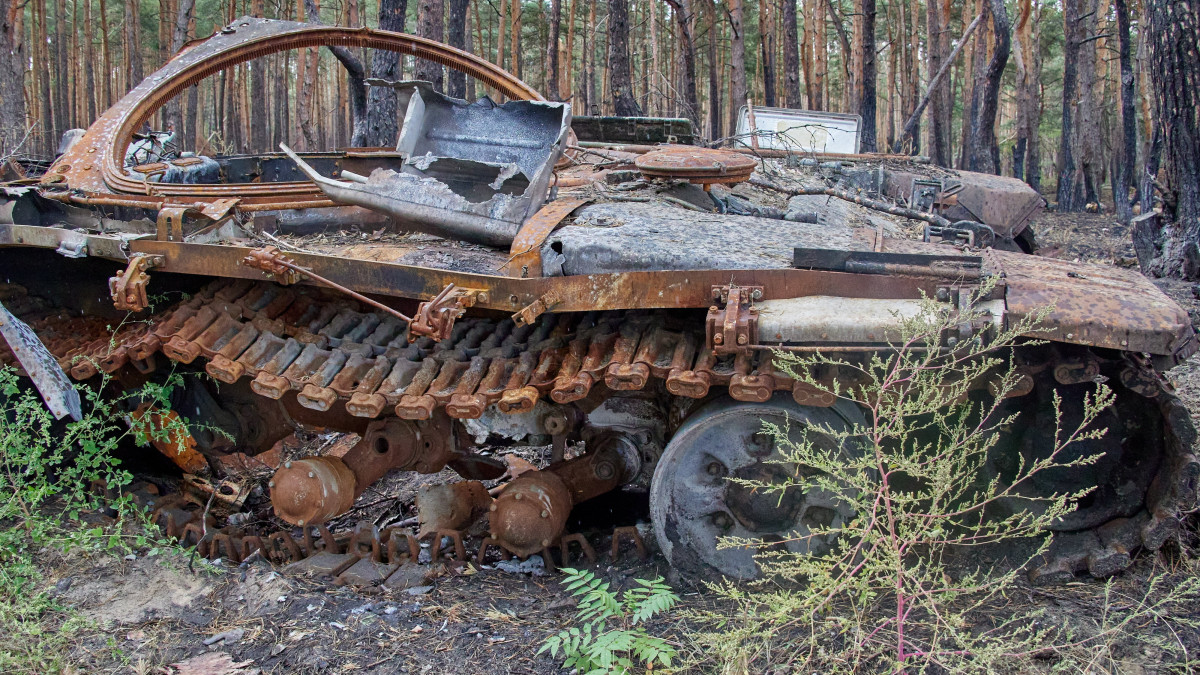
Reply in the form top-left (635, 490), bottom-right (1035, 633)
top-left (923, 220), bottom-right (996, 249)
top-left (109, 253), bottom-right (164, 312)
top-left (503, 197), bottom-right (590, 278)
top-left (705, 284), bottom-right (761, 355)
top-left (409, 283), bottom-right (482, 341)
top-left (512, 289), bottom-right (564, 326)
top-left (156, 205), bottom-right (187, 241)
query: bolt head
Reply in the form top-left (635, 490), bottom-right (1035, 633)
top-left (541, 539), bottom-right (551, 547)
top-left (284, 461), bottom-right (292, 469)
top-left (706, 461), bottom-right (724, 476)
top-left (307, 471), bottom-right (315, 478)
top-left (268, 481), bottom-right (275, 488)
top-left (713, 334), bottom-right (724, 345)
top-left (514, 493), bottom-right (522, 501)
top-left (540, 510), bottom-right (549, 518)
top-left (297, 520), bottom-right (305, 526)
top-left (737, 334), bottom-right (747, 345)
top-left (489, 503), bottom-right (497, 512)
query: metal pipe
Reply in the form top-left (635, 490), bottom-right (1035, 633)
top-left (281, 144), bottom-right (522, 248)
top-left (575, 140), bottom-right (931, 163)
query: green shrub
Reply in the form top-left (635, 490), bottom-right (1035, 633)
top-left (540, 567), bottom-right (679, 673)
top-left (0, 364), bottom-right (184, 673)
top-left (695, 284), bottom-right (1200, 673)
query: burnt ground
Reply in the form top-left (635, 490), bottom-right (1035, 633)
top-left (29, 210), bottom-right (1200, 674)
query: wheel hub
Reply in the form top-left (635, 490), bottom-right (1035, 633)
top-left (650, 395), bottom-right (864, 579)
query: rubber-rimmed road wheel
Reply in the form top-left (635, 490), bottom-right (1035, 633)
top-left (650, 394), bottom-right (865, 580)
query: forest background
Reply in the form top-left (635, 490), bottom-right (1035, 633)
top-left (0, 0), bottom-right (1192, 262)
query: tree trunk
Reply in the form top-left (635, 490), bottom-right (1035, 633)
top-left (963, 0), bottom-right (1009, 174)
top-left (608, 0), bottom-right (642, 116)
top-left (0, 0), bottom-right (25, 157)
top-left (1073, 0), bottom-right (1103, 207)
top-left (98, 0), bottom-right (112, 111)
top-left (1113, 0), bottom-right (1137, 223)
top-left (250, 0), bottom-right (268, 150)
top-left (1012, 0), bottom-right (1041, 190)
top-left (1056, 0), bottom-right (1082, 209)
top-left (857, 0), bottom-right (877, 152)
top-left (497, 0), bottom-right (507, 71)
top-left (783, 0), bottom-right (800, 108)
top-left (925, 0), bottom-right (951, 165)
top-left (707, 0), bottom-right (720, 139)
top-left (364, 0), bottom-right (407, 146)
top-left (562, 0), bottom-right (577, 101)
top-left (447, 0), bottom-right (470, 98)
top-left (759, 0), bottom-right (775, 107)
top-left (544, 0), bottom-right (561, 100)
top-left (510, 0), bottom-right (521, 79)
top-left (163, 0), bottom-right (197, 144)
top-left (664, 0), bottom-right (700, 130)
top-left (1131, 0), bottom-right (1200, 278)
top-left (415, 0), bottom-right (445, 92)
top-left (727, 0), bottom-right (745, 136)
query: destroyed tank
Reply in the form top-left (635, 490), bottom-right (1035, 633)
top-left (0, 18), bottom-right (1195, 584)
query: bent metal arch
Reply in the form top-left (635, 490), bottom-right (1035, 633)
top-left (40, 17), bottom-right (543, 211)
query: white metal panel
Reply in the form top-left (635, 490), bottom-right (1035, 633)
top-left (735, 106), bottom-right (861, 154)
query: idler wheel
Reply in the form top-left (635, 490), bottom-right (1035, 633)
top-left (650, 394), bottom-right (864, 579)
top-left (269, 456), bottom-right (357, 526)
top-left (489, 471), bottom-right (573, 558)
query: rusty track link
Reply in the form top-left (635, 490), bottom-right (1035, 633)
top-left (50, 278), bottom-right (828, 416)
top-left (6, 278), bottom-right (1198, 583)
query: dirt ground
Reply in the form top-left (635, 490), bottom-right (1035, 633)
top-left (32, 209), bottom-right (1200, 674)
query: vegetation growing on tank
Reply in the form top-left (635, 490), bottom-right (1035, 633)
top-left (683, 289), bottom-right (1200, 672)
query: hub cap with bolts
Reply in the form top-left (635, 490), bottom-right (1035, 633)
top-left (650, 394), bottom-right (863, 580)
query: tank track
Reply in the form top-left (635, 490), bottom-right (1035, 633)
top-left (123, 480), bottom-right (646, 586)
top-left (3, 278), bottom-right (1197, 583)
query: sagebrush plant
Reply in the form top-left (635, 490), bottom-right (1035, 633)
top-left (0, 358), bottom-right (186, 673)
top-left (695, 279), bottom-right (1200, 673)
top-left (540, 567), bottom-right (679, 673)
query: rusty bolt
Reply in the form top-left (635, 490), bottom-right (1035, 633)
top-left (737, 334), bottom-right (747, 345)
top-left (595, 461), bottom-right (616, 481)
top-left (751, 288), bottom-right (763, 301)
top-left (541, 539), bottom-right (551, 547)
top-left (710, 305), bottom-right (719, 312)
top-left (509, 294), bottom-right (520, 305)
top-left (713, 334), bottom-right (724, 345)
top-left (707, 461), bottom-right (725, 476)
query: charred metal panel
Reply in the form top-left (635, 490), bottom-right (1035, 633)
top-left (288, 87), bottom-right (570, 247)
top-left (571, 115), bottom-right (696, 145)
top-left (543, 202), bottom-right (871, 276)
top-left (988, 249), bottom-right (1198, 359)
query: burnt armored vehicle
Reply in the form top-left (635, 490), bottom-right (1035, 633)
top-left (0, 18), bottom-right (1195, 583)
